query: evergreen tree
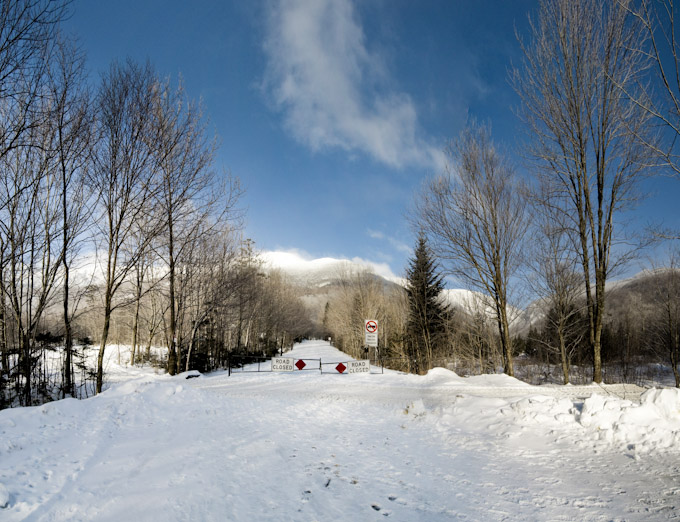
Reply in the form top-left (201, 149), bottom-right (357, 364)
top-left (406, 234), bottom-right (448, 373)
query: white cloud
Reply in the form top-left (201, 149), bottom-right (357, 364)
top-left (367, 228), bottom-right (411, 255)
top-left (262, 0), bottom-right (444, 171)
top-left (349, 256), bottom-right (398, 282)
top-left (260, 249), bottom-right (401, 283)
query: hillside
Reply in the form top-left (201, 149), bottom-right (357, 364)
top-left (516, 268), bottom-right (680, 335)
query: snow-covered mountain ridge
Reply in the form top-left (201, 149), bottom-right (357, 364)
top-left (260, 250), bottom-right (679, 333)
top-left (259, 250), bottom-right (402, 287)
top-left (260, 250), bottom-right (486, 310)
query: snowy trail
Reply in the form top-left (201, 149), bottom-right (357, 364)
top-left (1, 340), bottom-right (679, 521)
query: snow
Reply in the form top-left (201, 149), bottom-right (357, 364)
top-left (1, 340), bottom-right (679, 521)
top-left (0, 483), bottom-right (8, 509)
top-left (260, 250), bottom-right (402, 285)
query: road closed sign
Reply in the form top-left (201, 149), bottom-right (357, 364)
top-left (365, 319), bottom-right (378, 347)
top-left (271, 357), bottom-right (294, 372)
top-left (347, 360), bottom-right (370, 374)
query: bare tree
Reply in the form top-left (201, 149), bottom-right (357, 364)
top-left (46, 36), bottom-right (93, 397)
top-left (0, 0), bottom-right (68, 164)
top-left (528, 206), bottom-right (586, 384)
top-left (148, 76), bottom-right (241, 375)
top-left (182, 227), bottom-right (238, 371)
top-left (125, 218), bottom-right (158, 367)
top-left (0, 115), bottom-right (62, 405)
top-left (90, 59), bottom-right (160, 394)
top-left (512, 0), bottom-right (653, 383)
top-left (140, 262), bottom-right (165, 362)
top-left (623, 0), bottom-right (680, 177)
top-left (417, 123), bottom-right (528, 376)
top-left (0, 1), bottom-right (69, 405)
top-left (319, 263), bottom-right (397, 362)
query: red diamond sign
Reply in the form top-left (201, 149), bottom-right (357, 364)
top-left (335, 363), bottom-right (346, 374)
top-left (295, 359), bottom-right (306, 370)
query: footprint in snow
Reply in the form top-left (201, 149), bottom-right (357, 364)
top-left (371, 504), bottom-right (391, 516)
top-left (0, 483), bottom-right (9, 509)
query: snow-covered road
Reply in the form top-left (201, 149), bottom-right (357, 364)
top-left (1, 340), bottom-right (679, 521)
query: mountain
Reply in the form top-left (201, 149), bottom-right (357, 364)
top-left (260, 250), bottom-right (502, 322)
top-left (515, 268), bottom-right (680, 335)
top-left (263, 251), bottom-right (679, 336)
top-left (259, 251), bottom-right (403, 288)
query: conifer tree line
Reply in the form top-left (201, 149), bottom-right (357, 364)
top-left (0, 1), bottom-right (312, 408)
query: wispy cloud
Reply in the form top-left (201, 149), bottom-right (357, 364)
top-left (367, 228), bottom-right (411, 254)
top-left (262, 0), bottom-right (444, 171)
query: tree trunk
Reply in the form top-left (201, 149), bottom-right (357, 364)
top-left (559, 328), bottom-right (570, 385)
top-left (62, 154), bottom-right (73, 398)
top-left (96, 288), bottom-right (113, 394)
top-left (146, 330), bottom-right (153, 361)
top-left (672, 325), bottom-right (679, 388)
top-left (62, 208), bottom-right (73, 398)
top-left (0, 267), bottom-right (7, 381)
top-left (185, 321), bottom-right (201, 372)
top-left (167, 219), bottom-right (177, 375)
top-left (63, 265), bottom-right (73, 397)
top-left (592, 274), bottom-right (605, 383)
top-left (20, 332), bottom-right (30, 405)
top-left (130, 281), bottom-right (142, 366)
top-left (497, 300), bottom-right (514, 377)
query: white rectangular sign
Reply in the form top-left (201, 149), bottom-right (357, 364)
top-left (271, 357), bottom-right (294, 372)
top-left (364, 319), bottom-right (378, 348)
top-left (347, 360), bottom-right (370, 374)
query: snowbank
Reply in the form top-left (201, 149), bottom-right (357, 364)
top-left (504, 387), bottom-right (680, 455)
top-left (584, 388), bottom-right (680, 453)
top-left (1, 340), bottom-right (678, 521)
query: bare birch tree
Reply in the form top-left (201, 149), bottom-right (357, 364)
top-left (0, 115), bottom-right (62, 405)
top-left (0, 1), bottom-right (69, 405)
top-left (125, 213), bottom-right (159, 367)
top-left (90, 59), bottom-right (159, 394)
top-left (148, 77), bottom-right (241, 375)
top-left (0, 0), bottom-right (68, 164)
top-left (417, 123), bottom-right (528, 376)
top-left (46, 37), bottom-right (93, 397)
top-left (512, 0), bottom-right (653, 382)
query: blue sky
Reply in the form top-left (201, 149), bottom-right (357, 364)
top-left (62, 0), bottom-right (679, 280)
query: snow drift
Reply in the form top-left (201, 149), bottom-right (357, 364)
top-left (1, 341), bottom-right (678, 521)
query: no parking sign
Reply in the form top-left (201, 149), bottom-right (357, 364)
top-left (364, 319), bottom-right (378, 348)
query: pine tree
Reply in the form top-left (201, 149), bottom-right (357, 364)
top-left (406, 234), bottom-right (448, 373)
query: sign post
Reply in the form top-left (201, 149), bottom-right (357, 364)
top-left (271, 357), bottom-right (294, 372)
top-left (348, 360), bottom-right (370, 374)
top-left (364, 319), bottom-right (378, 350)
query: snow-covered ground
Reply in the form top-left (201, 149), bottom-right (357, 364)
top-left (1, 340), bottom-right (679, 521)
